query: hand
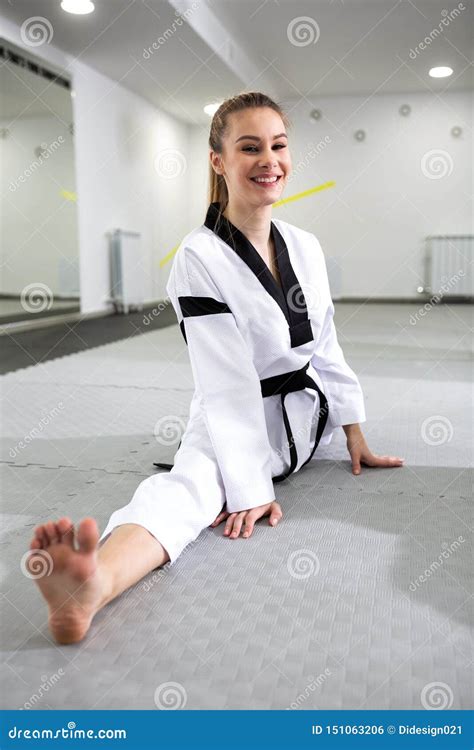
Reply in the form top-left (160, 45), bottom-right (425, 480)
top-left (345, 426), bottom-right (404, 475)
top-left (209, 501), bottom-right (282, 539)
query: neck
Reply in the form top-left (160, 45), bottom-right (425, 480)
top-left (222, 199), bottom-right (273, 253)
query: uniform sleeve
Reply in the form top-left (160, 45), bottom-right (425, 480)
top-left (310, 237), bottom-right (366, 428)
top-left (166, 246), bottom-right (275, 513)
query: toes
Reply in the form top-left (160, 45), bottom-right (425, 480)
top-left (34, 525), bottom-right (46, 547)
top-left (77, 518), bottom-right (99, 554)
top-left (30, 537), bottom-right (42, 550)
top-left (43, 521), bottom-right (59, 545)
top-left (57, 517), bottom-right (74, 547)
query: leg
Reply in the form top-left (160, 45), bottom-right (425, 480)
top-left (27, 517), bottom-right (169, 645)
top-left (98, 522), bottom-right (170, 607)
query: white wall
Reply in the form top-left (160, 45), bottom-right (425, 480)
top-left (2, 14), bottom-right (471, 307)
top-left (188, 91), bottom-right (472, 299)
top-left (1, 15), bottom-right (191, 315)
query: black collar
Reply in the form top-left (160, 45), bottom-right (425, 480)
top-left (204, 202), bottom-right (313, 348)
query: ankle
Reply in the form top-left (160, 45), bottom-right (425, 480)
top-left (97, 562), bottom-right (115, 611)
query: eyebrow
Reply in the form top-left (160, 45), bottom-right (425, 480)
top-left (235, 133), bottom-right (288, 143)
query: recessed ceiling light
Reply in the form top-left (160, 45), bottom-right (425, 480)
top-left (204, 103), bottom-right (222, 116)
top-left (429, 66), bottom-right (453, 78)
top-left (61, 0), bottom-right (95, 15)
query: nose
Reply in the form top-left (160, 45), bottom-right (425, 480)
top-left (258, 147), bottom-right (278, 167)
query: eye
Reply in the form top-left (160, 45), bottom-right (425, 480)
top-left (242, 144), bottom-right (286, 152)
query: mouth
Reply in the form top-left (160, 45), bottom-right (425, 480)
top-left (249, 175), bottom-right (283, 187)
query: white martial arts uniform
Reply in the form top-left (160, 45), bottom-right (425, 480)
top-left (99, 202), bottom-right (366, 564)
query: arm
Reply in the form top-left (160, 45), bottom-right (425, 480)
top-left (166, 246), bottom-right (275, 513)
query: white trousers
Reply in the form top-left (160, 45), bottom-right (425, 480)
top-left (99, 384), bottom-right (331, 566)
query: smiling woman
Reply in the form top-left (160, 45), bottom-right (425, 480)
top-left (27, 91), bottom-right (403, 646)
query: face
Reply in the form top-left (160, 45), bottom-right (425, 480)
top-left (211, 107), bottom-right (292, 208)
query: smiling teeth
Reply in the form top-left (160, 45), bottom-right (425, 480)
top-left (253, 176), bottom-right (279, 183)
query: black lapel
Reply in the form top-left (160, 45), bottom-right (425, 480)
top-left (204, 202), bottom-right (313, 348)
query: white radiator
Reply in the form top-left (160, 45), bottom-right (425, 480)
top-left (423, 235), bottom-right (473, 300)
top-left (109, 229), bottom-right (145, 313)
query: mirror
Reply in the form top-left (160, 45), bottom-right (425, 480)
top-left (0, 40), bottom-right (80, 325)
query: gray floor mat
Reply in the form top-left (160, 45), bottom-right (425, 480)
top-left (1, 303), bottom-right (472, 710)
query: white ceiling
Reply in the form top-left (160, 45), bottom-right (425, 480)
top-left (1, 0), bottom-right (472, 124)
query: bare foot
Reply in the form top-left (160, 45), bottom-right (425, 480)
top-left (26, 517), bottom-right (107, 644)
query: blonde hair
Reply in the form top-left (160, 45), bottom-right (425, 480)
top-left (208, 91), bottom-right (291, 216)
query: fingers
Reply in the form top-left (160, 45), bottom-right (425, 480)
top-left (354, 454), bottom-right (405, 473)
top-left (224, 512), bottom-right (245, 538)
top-left (269, 501), bottom-right (283, 527)
top-left (352, 460), bottom-right (361, 475)
top-left (209, 510), bottom-right (229, 527)
top-left (223, 502), bottom-right (283, 539)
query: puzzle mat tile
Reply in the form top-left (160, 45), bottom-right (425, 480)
top-left (1, 486), bottom-right (471, 710)
top-left (1, 309), bottom-right (472, 710)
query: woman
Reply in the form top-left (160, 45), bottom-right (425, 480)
top-left (27, 92), bottom-right (404, 644)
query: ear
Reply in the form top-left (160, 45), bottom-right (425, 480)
top-left (210, 150), bottom-right (223, 175)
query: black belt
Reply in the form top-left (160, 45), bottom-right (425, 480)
top-left (260, 362), bottom-right (329, 482)
top-left (154, 361), bottom-right (329, 481)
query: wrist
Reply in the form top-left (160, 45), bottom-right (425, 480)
top-left (342, 423), bottom-right (361, 436)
